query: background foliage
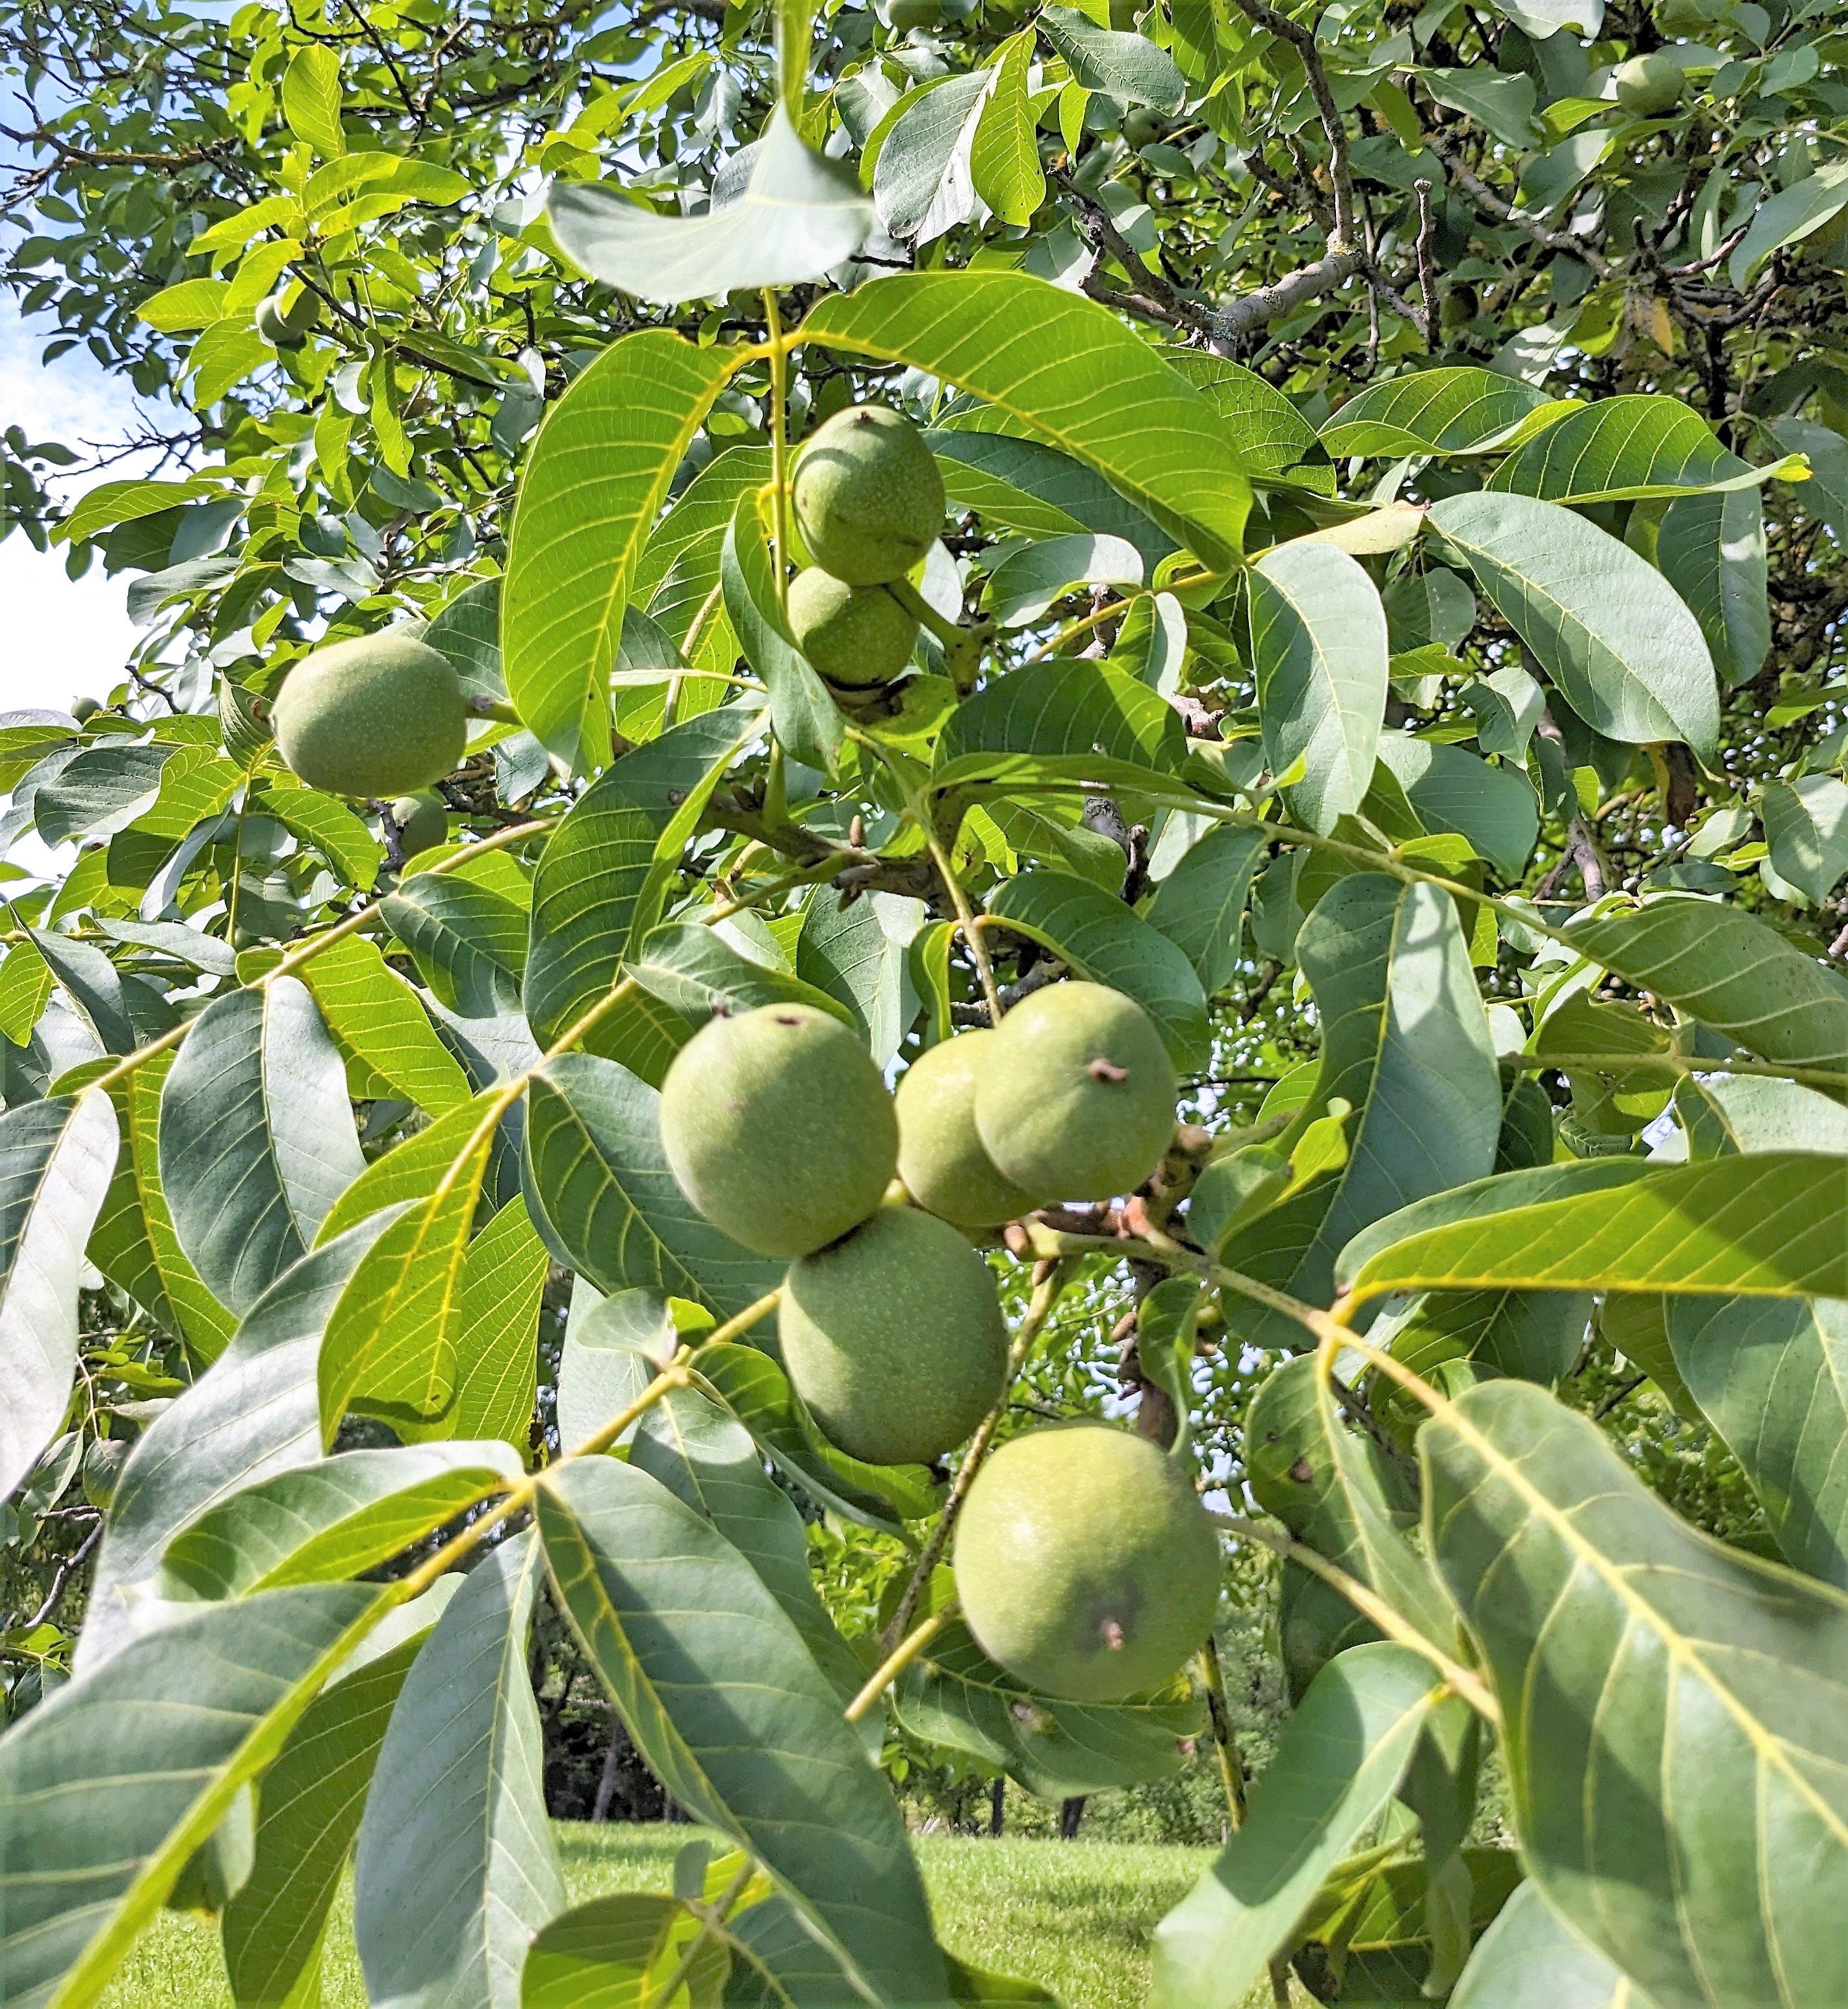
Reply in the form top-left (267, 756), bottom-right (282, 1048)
top-left (3, 0), bottom-right (1847, 2003)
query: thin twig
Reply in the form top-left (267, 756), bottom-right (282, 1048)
top-left (845, 1605), bottom-right (958, 1723)
top-left (1413, 178), bottom-right (1440, 349)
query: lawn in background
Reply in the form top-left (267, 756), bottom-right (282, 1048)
top-left (101, 1823), bottom-right (1307, 2008)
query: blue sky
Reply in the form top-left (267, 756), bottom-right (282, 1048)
top-left (0, 299), bottom-right (165, 715)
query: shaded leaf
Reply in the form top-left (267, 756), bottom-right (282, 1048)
top-left (355, 1533), bottom-right (563, 2009)
top-left (524, 708), bottom-right (760, 1050)
top-left (1430, 493), bottom-right (1719, 758)
top-left (721, 489), bottom-right (842, 774)
top-left (0, 1582), bottom-right (389, 2008)
top-left (383, 873), bottom-right (528, 1017)
top-left (1424, 1378), bottom-right (1848, 2009)
top-left (159, 978), bottom-right (365, 1314)
top-left (1143, 823), bottom-right (1265, 998)
top-left (1248, 541), bottom-right (1389, 834)
top-left (1448, 1880), bottom-right (1648, 2009)
top-left (934, 656), bottom-right (1188, 797)
top-left (524, 1053), bottom-right (784, 1318)
top-left (78, 1212), bottom-right (396, 1674)
top-left (1037, 5), bottom-right (1185, 110)
top-left (1151, 1645), bottom-right (1447, 2008)
top-left (535, 1455), bottom-right (948, 2004)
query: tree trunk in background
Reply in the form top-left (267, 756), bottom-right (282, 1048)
top-left (989, 1776), bottom-right (1005, 1836)
top-left (591, 1718), bottom-right (624, 1823)
top-left (1059, 1795), bottom-right (1086, 1840)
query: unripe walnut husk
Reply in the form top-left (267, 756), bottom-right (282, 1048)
top-left (272, 631), bottom-right (467, 799)
top-left (658, 1003), bottom-right (897, 1257)
top-left (1613, 52), bottom-right (1684, 116)
top-left (780, 1203), bottom-right (1007, 1465)
top-left (974, 981), bottom-right (1177, 1204)
top-left (390, 789), bottom-right (448, 858)
top-left (787, 567), bottom-right (918, 689)
top-left (895, 1030), bottom-right (1046, 1227)
top-left (954, 1422), bottom-right (1222, 1701)
top-left (790, 404), bottom-right (945, 586)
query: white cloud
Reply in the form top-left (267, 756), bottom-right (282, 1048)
top-left (0, 300), bottom-right (189, 714)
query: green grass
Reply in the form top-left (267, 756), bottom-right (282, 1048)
top-left (102, 1823), bottom-right (1261, 2008)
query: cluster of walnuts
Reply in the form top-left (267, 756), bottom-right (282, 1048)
top-left (254, 398), bottom-right (1225, 1702)
top-left (659, 991), bottom-right (1222, 1705)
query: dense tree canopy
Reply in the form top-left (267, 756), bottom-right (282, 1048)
top-left (3, 0), bottom-right (1848, 2003)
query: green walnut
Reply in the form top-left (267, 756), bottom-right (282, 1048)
top-left (787, 567), bottom-right (919, 689)
top-left (975, 981), bottom-right (1177, 1203)
top-left (389, 789), bottom-right (448, 858)
top-left (255, 288), bottom-right (321, 350)
top-left (71, 697), bottom-right (100, 724)
top-left (271, 630), bottom-right (467, 799)
top-left (1613, 52), bottom-right (1684, 116)
top-left (790, 404), bottom-right (945, 586)
top-left (953, 1422), bottom-right (1222, 1701)
top-left (895, 1032), bottom-right (1046, 1228)
top-left (658, 1003), bottom-right (898, 1257)
top-left (1122, 107), bottom-right (1163, 149)
top-left (780, 1203), bottom-right (1008, 1465)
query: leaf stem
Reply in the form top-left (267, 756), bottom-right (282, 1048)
top-left (83, 816), bottom-right (554, 1095)
top-left (845, 1604), bottom-right (958, 1724)
top-left (763, 288), bottom-right (791, 612)
top-left (1196, 1633), bottom-right (1249, 1829)
top-left (1213, 1510), bottom-right (1500, 1723)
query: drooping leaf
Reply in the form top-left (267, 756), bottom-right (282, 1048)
top-left (1424, 1377), bottom-right (1848, 2009)
top-left (1430, 492), bottom-right (1720, 758)
top-left (524, 1053), bottom-right (783, 1318)
top-left (502, 329), bottom-right (739, 773)
top-left (535, 1455), bottom-right (949, 2004)
top-left (355, 1533), bottom-right (563, 2009)
top-left (79, 1212), bottom-right (396, 1674)
top-left (984, 531), bottom-right (1144, 628)
top-left (1448, 1880), bottom-right (1646, 2009)
top-left (986, 869), bottom-right (1211, 1069)
top-left (873, 72), bottom-right (987, 244)
top-left (721, 489), bottom-right (843, 774)
top-left (523, 706), bottom-right (760, 1049)
top-left (549, 108), bottom-right (871, 304)
top-left (157, 1441), bottom-right (517, 1600)
top-left (519, 1890), bottom-right (732, 2009)
top-left (0, 1089), bottom-right (118, 1502)
top-left (1248, 539), bottom-right (1389, 834)
top-left (1489, 394), bottom-right (1789, 504)
top-left (159, 978), bottom-right (365, 1314)
top-left (1669, 1293), bottom-right (1848, 1590)
top-left (1151, 1644), bottom-right (1448, 2008)
top-left (801, 271), bottom-right (1251, 569)
top-left (0, 1581), bottom-right (391, 2009)
top-left (634, 443), bottom-right (772, 676)
top-left (793, 887), bottom-right (925, 1067)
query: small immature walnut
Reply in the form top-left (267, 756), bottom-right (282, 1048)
top-left (790, 403), bottom-right (945, 586)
